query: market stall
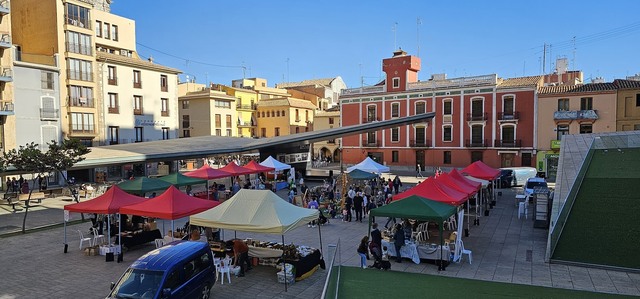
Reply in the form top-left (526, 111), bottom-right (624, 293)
top-left (157, 172), bottom-right (207, 187)
top-left (184, 164), bottom-right (232, 199)
top-left (346, 156), bottom-right (390, 173)
top-left (461, 161), bottom-right (500, 205)
top-left (393, 177), bottom-right (468, 206)
top-left (116, 177), bottom-right (173, 195)
top-left (259, 156), bottom-right (292, 190)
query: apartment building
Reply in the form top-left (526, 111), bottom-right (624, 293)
top-left (312, 106), bottom-right (341, 162)
top-left (614, 79), bottom-right (640, 132)
top-left (276, 77), bottom-right (346, 110)
top-left (0, 0), bottom-right (13, 151)
top-left (255, 97), bottom-right (316, 138)
top-left (219, 84), bottom-right (257, 138)
top-left (178, 82), bottom-right (238, 138)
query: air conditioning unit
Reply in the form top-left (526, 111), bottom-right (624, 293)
top-left (443, 115), bottom-right (452, 123)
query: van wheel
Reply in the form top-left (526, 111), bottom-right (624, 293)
top-left (201, 283), bottom-right (212, 299)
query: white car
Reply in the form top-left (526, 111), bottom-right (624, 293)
top-left (524, 177), bottom-right (548, 201)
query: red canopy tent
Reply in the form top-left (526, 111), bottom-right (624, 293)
top-left (460, 161), bottom-right (500, 180)
top-left (184, 164), bottom-right (231, 180)
top-left (435, 173), bottom-right (477, 197)
top-left (243, 160), bottom-right (276, 173)
top-left (449, 169), bottom-right (482, 190)
top-left (393, 177), bottom-right (468, 206)
top-left (119, 185), bottom-right (219, 220)
top-left (218, 161), bottom-right (256, 176)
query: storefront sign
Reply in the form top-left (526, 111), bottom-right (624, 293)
top-left (550, 140), bottom-right (561, 149)
top-left (135, 119), bottom-right (166, 127)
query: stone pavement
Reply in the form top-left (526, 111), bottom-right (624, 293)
top-left (0, 176), bottom-right (639, 298)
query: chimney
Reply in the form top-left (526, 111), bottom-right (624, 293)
top-left (148, 56), bottom-right (154, 63)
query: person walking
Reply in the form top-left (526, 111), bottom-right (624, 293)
top-left (416, 164), bottom-right (424, 178)
top-left (357, 236), bottom-right (370, 269)
top-left (344, 194), bottom-right (353, 222)
top-left (392, 176), bottom-right (402, 194)
top-left (353, 192), bottom-right (364, 222)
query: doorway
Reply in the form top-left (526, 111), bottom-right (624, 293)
top-left (501, 153), bottom-right (515, 167)
top-left (368, 152), bottom-right (383, 165)
top-left (415, 150), bottom-right (425, 170)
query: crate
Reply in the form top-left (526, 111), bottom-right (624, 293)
top-left (277, 271), bottom-right (295, 284)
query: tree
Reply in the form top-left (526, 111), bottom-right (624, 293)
top-left (44, 139), bottom-right (91, 218)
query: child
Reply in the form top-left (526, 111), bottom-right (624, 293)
top-left (380, 246), bottom-right (391, 270)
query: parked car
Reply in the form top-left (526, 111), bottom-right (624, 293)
top-left (498, 169), bottom-right (515, 188)
top-left (107, 241), bottom-right (216, 299)
top-left (500, 167), bottom-right (537, 187)
top-left (524, 177), bottom-right (548, 201)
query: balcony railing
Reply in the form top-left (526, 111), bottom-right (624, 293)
top-left (466, 139), bottom-right (488, 147)
top-left (362, 117), bottom-right (380, 123)
top-left (237, 121), bottom-right (255, 127)
top-left (67, 70), bottom-right (93, 82)
top-left (64, 15), bottom-right (91, 30)
top-left (0, 101), bottom-right (14, 115)
top-left (0, 33), bottom-right (11, 48)
top-left (69, 124), bottom-right (95, 134)
top-left (466, 112), bottom-right (488, 121)
top-left (65, 42), bottom-right (92, 56)
top-left (133, 108), bottom-right (143, 115)
top-left (362, 139), bottom-right (380, 147)
top-left (408, 74), bottom-right (498, 90)
top-left (553, 110), bottom-right (598, 121)
top-left (341, 85), bottom-right (385, 95)
top-left (69, 96), bottom-right (94, 108)
top-left (108, 78), bottom-right (117, 85)
top-left (494, 139), bottom-right (522, 148)
top-left (0, 67), bottom-right (12, 82)
top-left (410, 139), bottom-right (430, 148)
top-left (108, 106), bottom-right (119, 114)
top-left (497, 111), bottom-right (520, 120)
top-left (133, 81), bottom-right (142, 89)
top-left (236, 103), bottom-right (257, 110)
top-left (161, 110), bottom-right (169, 117)
top-left (40, 108), bottom-right (59, 120)
top-left (0, 0), bottom-right (10, 15)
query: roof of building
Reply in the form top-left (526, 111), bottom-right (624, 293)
top-left (179, 89), bottom-right (237, 101)
top-left (257, 98), bottom-right (317, 110)
top-left (497, 76), bottom-right (543, 88)
top-left (276, 78), bottom-right (335, 88)
top-left (315, 110), bottom-right (340, 117)
top-left (96, 52), bottom-right (181, 74)
top-left (538, 83), bottom-right (617, 95)
top-left (613, 79), bottom-right (640, 89)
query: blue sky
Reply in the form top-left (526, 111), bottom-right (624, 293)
top-left (112, 1), bottom-right (640, 88)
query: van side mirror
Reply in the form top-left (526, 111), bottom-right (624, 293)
top-left (110, 282), bottom-right (115, 290)
top-left (161, 288), bottom-right (171, 298)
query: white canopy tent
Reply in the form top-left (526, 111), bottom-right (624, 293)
top-left (347, 157), bottom-right (390, 173)
top-left (260, 156), bottom-right (292, 172)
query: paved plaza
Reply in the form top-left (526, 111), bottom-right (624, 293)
top-left (0, 173), bottom-right (639, 298)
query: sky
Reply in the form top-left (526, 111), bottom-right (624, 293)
top-left (111, 0), bottom-right (640, 88)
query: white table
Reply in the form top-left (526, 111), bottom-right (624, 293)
top-left (515, 194), bottom-right (526, 207)
top-left (99, 245), bottom-right (121, 256)
top-left (382, 240), bottom-right (420, 264)
top-left (416, 244), bottom-right (450, 261)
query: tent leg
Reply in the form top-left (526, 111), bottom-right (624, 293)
top-left (318, 220), bottom-right (324, 256)
top-left (118, 214), bottom-right (123, 263)
top-left (282, 234), bottom-right (288, 292)
top-left (438, 225), bottom-right (444, 271)
top-left (171, 221), bottom-right (175, 242)
top-left (63, 214), bottom-right (68, 253)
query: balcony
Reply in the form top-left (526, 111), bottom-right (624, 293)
top-left (67, 70), bottom-right (93, 82)
top-left (497, 111), bottom-right (520, 121)
top-left (362, 139), bottom-right (380, 147)
top-left (133, 108), bottom-right (143, 115)
top-left (133, 81), bottom-right (142, 89)
top-left (108, 106), bottom-right (119, 114)
top-left (553, 110), bottom-right (598, 121)
top-left (68, 96), bottom-right (94, 108)
top-left (236, 103), bottom-right (257, 110)
top-left (410, 139), bottom-right (430, 148)
top-left (108, 78), bottom-right (117, 85)
top-left (69, 124), bottom-right (95, 135)
top-left (0, 33), bottom-right (11, 49)
top-left (161, 110), bottom-right (169, 117)
top-left (466, 139), bottom-right (488, 147)
top-left (0, 101), bottom-right (14, 116)
top-left (0, 67), bottom-right (12, 82)
top-left (466, 112), bottom-right (488, 121)
top-left (494, 139), bottom-right (522, 148)
top-left (237, 121), bottom-right (255, 127)
top-left (40, 108), bottom-right (59, 120)
top-left (0, 0), bottom-right (10, 15)
top-left (65, 42), bottom-right (92, 56)
top-left (341, 85), bottom-right (385, 96)
top-left (64, 15), bottom-right (91, 30)
top-left (362, 117), bottom-right (380, 123)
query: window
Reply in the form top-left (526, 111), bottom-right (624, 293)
top-left (580, 124), bottom-right (593, 134)
top-left (275, 127), bottom-right (280, 136)
top-left (109, 126), bottom-right (119, 144)
top-left (69, 85), bottom-right (93, 107)
top-left (501, 125), bottom-right (515, 144)
top-left (111, 25), bottom-right (118, 41)
top-left (367, 105), bottom-right (377, 122)
top-left (133, 70), bottom-right (142, 88)
top-left (392, 151), bottom-right (399, 163)
top-left (135, 127), bottom-right (143, 142)
top-left (391, 127), bottom-right (399, 142)
top-left (67, 58), bottom-right (93, 81)
top-left (415, 126), bottom-right (426, 145)
top-left (295, 109), bottom-right (300, 121)
top-left (65, 3), bottom-right (91, 29)
top-left (70, 112), bottom-right (94, 132)
top-left (161, 98), bottom-right (169, 116)
top-left (295, 127), bottom-right (300, 134)
top-left (40, 96), bottom-right (57, 120)
top-left (95, 21), bottom-right (102, 37)
top-left (305, 110), bottom-right (309, 122)
top-left (41, 71), bottom-right (54, 90)
top-left (226, 129), bottom-right (232, 136)
top-left (329, 118), bottom-right (334, 125)
top-left (276, 110), bottom-right (280, 117)
top-left (443, 125), bottom-right (452, 142)
top-left (182, 100), bottom-right (190, 109)
top-left (66, 31), bottom-right (92, 55)
top-left (215, 114), bottom-right (221, 128)
top-left (471, 125), bottom-right (483, 144)
top-left (215, 101), bottom-right (231, 109)
top-left (443, 151), bottom-right (452, 164)
top-left (367, 132), bottom-right (376, 144)
top-left (162, 127), bottom-right (170, 140)
top-left (558, 98), bottom-right (569, 111)
top-left (108, 93), bottom-right (118, 113)
top-left (107, 66), bottom-right (117, 85)
top-left (521, 153), bottom-right (532, 167)
top-left (215, 129), bottom-right (221, 136)
top-left (282, 110), bottom-right (285, 116)
top-left (182, 115), bottom-right (190, 129)
top-left (580, 97), bottom-right (593, 110)
top-left (261, 111), bottom-right (265, 117)
top-left (103, 23), bottom-right (110, 39)
top-left (261, 128), bottom-right (266, 137)
top-left (392, 77), bottom-right (400, 88)
top-left (415, 101), bottom-right (426, 115)
top-left (503, 96), bottom-right (514, 115)
top-left (133, 96), bottom-right (143, 115)
top-left (226, 115), bottom-right (232, 128)
top-left (471, 99), bottom-right (483, 118)
top-left (471, 151), bottom-right (483, 163)
top-left (557, 124), bottom-right (569, 140)
top-left (636, 94), bottom-right (640, 107)
top-left (161, 75), bottom-right (168, 92)
top-left (391, 103), bottom-right (400, 118)
top-left (443, 100), bottom-right (452, 115)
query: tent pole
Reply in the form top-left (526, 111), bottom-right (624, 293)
top-left (367, 216), bottom-right (372, 239)
top-left (234, 230), bottom-right (237, 239)
top-left (108, 215), bottom-right (111, 245)
top-left (63, 211), bottom-right (67, 253)
top-left (206, 180), bottom-right (210, 200)
top-left (439, 222), bottom-right (443, 271)
top-left (171, 220), bottom-right (175, 241)
top-left (317, 219), bottom-right (323, 256)
top-left (118, 213), bottom-right (123, 262)
top-left (282, 234), bottom-right (288, 292)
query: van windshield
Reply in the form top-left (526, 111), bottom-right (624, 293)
top-left (526, 181), bottom-right (547, 189)
top-left (107, 268), bottom-right (164, 299)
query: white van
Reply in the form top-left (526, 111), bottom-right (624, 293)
top-left (500, 167), bottom-right (537, 186)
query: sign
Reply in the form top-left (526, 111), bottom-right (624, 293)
top-left (550, 140), bottom-right (561, 149)
top-left (283, 152), bottom-right (309, 164)
top-left (134, 119), bottom-right (166, 127)
top-left (64, 210), bottom-right (70, 222)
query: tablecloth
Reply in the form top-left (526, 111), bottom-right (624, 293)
top-left (382, 240), bottom-right (421, 264)
top-left (416, 244), bottom-right (450, 261)
top-left (248, 246), bottom-right (284, 258)
top-left (276, 181), bottom-right (289, 191)
top-left (285, 249), bottom-right (322, 278)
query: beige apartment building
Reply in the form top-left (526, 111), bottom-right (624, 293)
top-left (536, 83), bottom-right (617, 180)
top-left (178, 82), bottom-right (238, 138)
top-left (0, 0), bottom-right (14, 151)
top-left (614, 79), bottom-right (640, 131)
top-left (312, 107), bottom-right (341, 162)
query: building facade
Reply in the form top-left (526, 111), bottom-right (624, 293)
top-left (0, 1), bottom-right (14, 151)
top-left (255, 97), bottom-right (316, 138)
top-left (312, 107), bottom-right (341, 162)
top-left (178, 83), bottom-right (239, 138)
top-left (276, 77), bottom-right (346, 110)
top-left (614, 79), bottom-right (640, 132)
top-left (219, 84), bottom-right (257, 138)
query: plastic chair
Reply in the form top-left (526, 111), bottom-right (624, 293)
top-left (518, 202), bottom-right (528, 219)
top-left (217, 256), bottom-right (232, 284)
top-left (92, 228), bottom-right (106, 246)
top-left (459, 240), bottom-right (472, 264)
top-left (154, 239), bottom-right (164, 249)
top-left (77, 230), bottom-right (92, 250)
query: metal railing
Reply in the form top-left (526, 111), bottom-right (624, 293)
top-left (362, 139), bottom-right (380, 147)
top-left (133, 81), bottom-right (142, 89)
top-left (321, 240), bottom-right (340, 299)
top-left (108, 106), bottom-right (119, 114)
top-left (408, 74), bottom-right (498, 90)
top-left (40, 108), bottom-right (59, 119)
top-left (108, 78), bottom-right (117, 85)
top-left (67, 70), bottom-right (93, 82)
top-left (161, 110), bottom-right (170, 117)
top-left (362, 117), bottom-right (380, 123)
top-left (133, 108), bottom-right (143, 115)
top-left (410, 139), bottom-right (430, 147)
top-left (466, 112), bottom-right (488, 121)
top-left (497, 111), bottom-right (520, 120)
top-left (64, 15), bottom-right (91, 30)
top-left (494, 139), bottom-right (522, 147)
top-left (341, 85), bottom-right (384, 95)
top-left (236, 103), bottom-right (257, 110)
top-left (65, 42), bottom-right (92, 56)
top-left (161, 85), bottom-right (168, 92)
top-left (465, 139), bottom-right (487, 147)
top-left (68, 96), bottom-right (94, 108)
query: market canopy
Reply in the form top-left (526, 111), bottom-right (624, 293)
top-left (370, 195), bottom-right (457, 223)
top-left (435, 172), bottom-right (477, 197)
top-left (64, 185), bottom-right (146, 214)
top-left (346, 169), bottom-right (378, 180)
top-left (184, 164), bottom-right (231, 180)
top-left (393, 177), bottom-right (468, 205)
top-left (119, 186), bottom-right (219, 220)
top-left (157, 172), bottom-right (207, 187)
top-left (244, 160), bottom-right (275, 173)
top-left (461, 161), bottom-right (500, 180)
top-left (116, 177), bottom-right (173, 194)
top-left (218, 161), bottom-right (256, 176)
top-left (449, 169), bottom-right (482, 190)
top-left (260, 156), bottom-right (291, 172)
top-left (346, 156), bottom-right (390, 173)
top-left (190, 189), bottom-right (319, 234)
